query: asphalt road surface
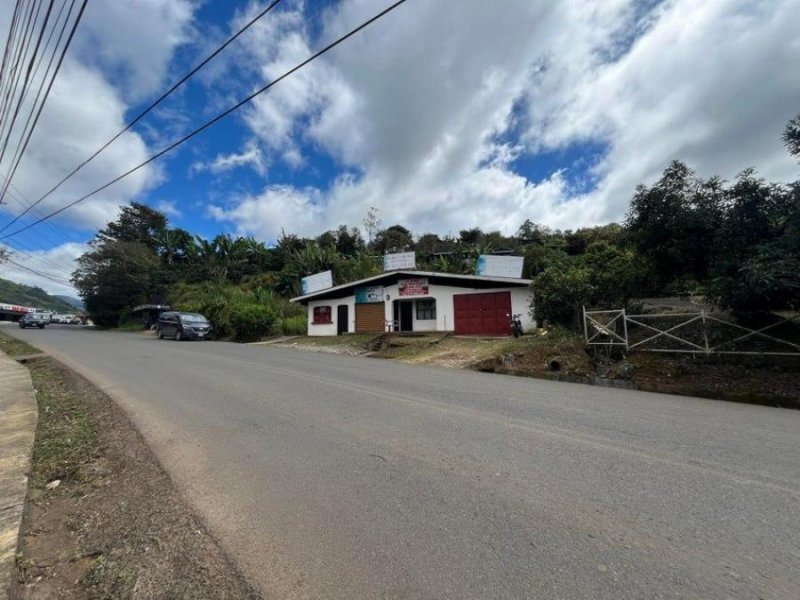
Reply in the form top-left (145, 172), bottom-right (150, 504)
top-left (5, 324), bottom-right (800, 599)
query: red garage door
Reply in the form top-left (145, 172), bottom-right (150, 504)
top-left (453, 292), bottom-right (512, 335)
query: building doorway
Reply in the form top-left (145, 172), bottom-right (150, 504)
top-left (337, 305), bottom-right (348, 335)
top-left (394, 300), bottom-right (413, 332)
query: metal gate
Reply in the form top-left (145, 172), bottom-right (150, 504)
top-left (583, 307), bottom-right (800, 356)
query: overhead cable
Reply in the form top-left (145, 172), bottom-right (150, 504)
top-left (0, 0), bottom-right (411, 241)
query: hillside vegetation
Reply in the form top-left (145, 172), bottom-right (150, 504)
top-left (0, 277), bottom-right (77, 313)
top-left (68, 115), bottom-right (800, 338)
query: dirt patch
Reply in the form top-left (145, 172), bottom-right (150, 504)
top-left (281, 330), bottom-right (800, 409)
top-left (627, 353), bottom-right (800, 409)
top-left (14, 356), bottom-right (260, 599)
top-left (280, 333), bottom-right (379, 356)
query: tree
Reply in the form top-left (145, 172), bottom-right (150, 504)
top-left (73, 240), bottom-right (161, 327)
top-left (334, 225), bottom-right (364, 257)
top-left (784, 113), bottom-right (800, 159)
top-left (372, 224), bottom-right (414, 254)
top-left (73, 203), bottom-right (171, 326)
top-left (626, 161), bottom-right (722, 289)
top-left (101, 202), bottom-right (167, 251)
top-left (516, 219), bottom-right (546, 245)
top-left (531, 263), bottom-right (593, 328)
top-left (707, 170), bottom-right (799, 312)
top-left (362, 206), bottom-right (381, 244)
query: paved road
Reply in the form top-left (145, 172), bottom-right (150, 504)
top-left (5, 324), bottom-right (800, 599)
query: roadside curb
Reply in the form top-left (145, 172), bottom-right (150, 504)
top-left (0, 350), bottom-right (38, 600)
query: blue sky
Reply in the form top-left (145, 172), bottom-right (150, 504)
top-left (0, 0), bottom-right (798, 295)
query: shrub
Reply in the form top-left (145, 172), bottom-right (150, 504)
top-left (279, 314), bottom-right (307, 335)
top-left (532, 265), bottom-right (594, 329)
top-left (228, 303), bottom-right (277, 341)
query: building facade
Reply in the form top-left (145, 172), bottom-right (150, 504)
top-left (291, 271), bottom-right (535, 337)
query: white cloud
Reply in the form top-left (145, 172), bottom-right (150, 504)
top-left (210, 0), bottom-right (800, 239)
top-left (190, 139), bottom-right (267, 176)
top-left (0, 1), bottom-right (196, 235)
top-left (0, 242), bottom-right (86, 297)
top-left (156, 200), bottom-right (182, 218)
top-left (74, 0), bottom-right (196, 101)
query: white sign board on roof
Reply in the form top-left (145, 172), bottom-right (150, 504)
top-left (301, 270), bottom-right (333, 295)
top-left (383, 251), bottom-right (415, 271)
top-left (476, 255), bottom-right (524, 278)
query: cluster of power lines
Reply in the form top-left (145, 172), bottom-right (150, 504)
top-left (0, 0), bottom-right (409, 287)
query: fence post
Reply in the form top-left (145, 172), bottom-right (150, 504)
top-left (701, 309), bottom-right (710, 355)
top-left (582, 305), bottom-right (589, 343)
top-left (622, 307), bottom-right (629, 351)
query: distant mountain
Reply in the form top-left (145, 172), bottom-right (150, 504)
top-left (0, 277), bottom-right (78, 313)
top-left (53, 294), bottom-right (84, 310)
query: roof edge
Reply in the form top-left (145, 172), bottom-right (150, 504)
top-left (290, 270), bottom-right (532, 303)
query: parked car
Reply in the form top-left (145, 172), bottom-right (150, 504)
top-left (69, 316), bottom-right (83, 325)
top-left (157, 311), bottom-right (212, 341)
top-left (19, 313), bottom-right (48, 329)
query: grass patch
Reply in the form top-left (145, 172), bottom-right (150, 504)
top-left (279, 314), bottom-right (307, 336)
top-left (28, 359), bottom-right (97, 487)
top-left (287, 333), bottom-right (378, 348)
top-left (115, 319), bottom-right (147, 332)
top-left (0, 329), bottom-right (40, 357)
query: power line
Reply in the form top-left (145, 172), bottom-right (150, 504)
top-left (0, 0), bottom-right (286, 230)
top-left (7, 258), bottom-right (73, 286)
top-left (0, 0), bottom-right (86, 209)
top-left (0, 171), bottom-right (81, 245)
top-left (1, 241), bottom-right (76, 278)
top-left (0, 1), bottom-right (24, 89)
top-left (0, 0), bottom-right (39, 132)
top-left (0, 0), bottom-right (412, 242)
top-left (0, 0), bottom-right (76, 205)
top-left (0, 0), bottom-right (55, 169)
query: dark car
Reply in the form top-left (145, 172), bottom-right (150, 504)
top-left (157, 311), bottom-right (212, 341)
top-left (19, 313), bottom-right (48, 329)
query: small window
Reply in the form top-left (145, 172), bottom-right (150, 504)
top-left (313, 306), bottom-right (332, 324)
top-left (416, 299), bottom-right (436, 320)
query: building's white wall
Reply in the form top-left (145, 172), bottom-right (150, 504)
top-left (306, 297), bottom-right (356, 336)
top-left (510, 287), bottom-right (536, 331)
top-left (305, 283), bottom-right (535, 336)
top-left (412, 298), bottom-right (438, 332)
top-left (381, 283), bottom-right (536, 334)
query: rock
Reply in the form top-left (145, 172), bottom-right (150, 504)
top-left (46, 479), bottom-right (61, 490)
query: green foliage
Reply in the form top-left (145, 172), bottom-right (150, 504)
top-left (371, 224), bottom-right (414, 254)
top-left (784, 113), bottom-right (800, 159)
top-left (279, 314), bottom-right (307, 336)
top-left (71, 114), bottom-right (800, 330)
top-left (0, 277), bottom-right (77, 312)
top-left (532, 265), bottom-right (593, 328)
top-left (228, 303), bottom-right (278, 341)
top-left (626, 161), bottom-right (724, 288)
top-left (706, 175), bottom-right (800, 312)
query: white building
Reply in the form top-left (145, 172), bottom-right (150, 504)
top-left (291, 271), bottom-right (535, 337)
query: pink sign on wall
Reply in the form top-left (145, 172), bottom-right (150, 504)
top-left (398, 278), bottom-right (429, 297)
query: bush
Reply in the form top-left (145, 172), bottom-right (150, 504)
top-left (279, 314), bottom-right (307, 335)
top-left (228, 303), bottom-right (277, 341)
top-left (532, 265), bottom-right (594, 328)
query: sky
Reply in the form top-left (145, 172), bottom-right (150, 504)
top-left (0, 0), bottom-right (798, 297)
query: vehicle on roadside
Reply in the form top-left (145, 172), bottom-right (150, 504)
top-left (69, 316), bottom-right (83, 325)
top-left (157, 311), bottom-right (212, 341)
top-left (19, 313), bottom-right (48, 329)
